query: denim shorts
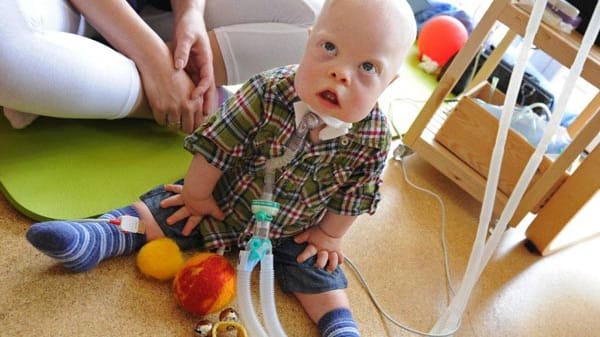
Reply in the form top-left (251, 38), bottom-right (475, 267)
top-left (272, 238), bottom-right (348, 294)
top-left (139, 181), bottom-right (348, 294)
top-left (139, 179), bottom-right (204, 251)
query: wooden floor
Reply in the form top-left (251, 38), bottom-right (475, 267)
top-left (1, 146), bottom-right (599, 336)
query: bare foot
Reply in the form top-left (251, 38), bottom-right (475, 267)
top-left (3, 107), bottom-right (39, 129)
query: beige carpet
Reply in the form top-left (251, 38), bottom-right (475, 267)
top-left (1, 147), bottom-right (599, 336)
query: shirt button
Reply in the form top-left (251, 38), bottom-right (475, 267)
top-left (340, 137), bottom-right (350, 146)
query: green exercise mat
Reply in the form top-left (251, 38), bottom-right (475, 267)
top-left (0, 116), bottom-right (190, 221)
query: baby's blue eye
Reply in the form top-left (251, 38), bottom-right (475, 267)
top-left (322, 41), bottom-right (337, 54)
top-left (361, 62), bottom-right (377, 74)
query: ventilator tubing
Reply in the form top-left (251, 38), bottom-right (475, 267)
top-left (237, 250), bottom-right (269, 337)
top-left (429, 0), bottom-right (600, 333)
top-left (260, 254), bottom-right (287, 337)
top-left (235, 111), bottom-right (321, 336)
top-left (237, 250), bottom-right (287, 337)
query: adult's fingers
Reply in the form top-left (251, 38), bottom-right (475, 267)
top-left (181, 97), bottom-right (203, 134)
top-left (166, 112), bottom-right (182, 130)
top-left (192, 71), bottom-right (212, 99)
top-left (202, 85), bottom-right (217, 117)
top-left (174, 36), bottom-right (193, 70)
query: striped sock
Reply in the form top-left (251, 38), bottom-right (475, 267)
top-left (26, 206), bottom-right (146, 272)
top-left (318, 308), bottom-right (361, 337)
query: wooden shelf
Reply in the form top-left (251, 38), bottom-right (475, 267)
top-left (499, 3), bottom-right (600, 87)
top-left (403, 0), bottom-right (600, 254)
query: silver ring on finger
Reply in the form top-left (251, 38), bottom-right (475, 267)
top-left (167, 120), bottom-right (181, 129)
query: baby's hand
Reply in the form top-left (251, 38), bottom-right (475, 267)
top-left (294, 226), bottom-right (345, 273)
top-left (160, 184), bottom-right (225, 236)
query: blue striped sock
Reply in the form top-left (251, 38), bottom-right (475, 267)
top-left (318, 308), bottom-right (361, 337)
top-left (26, 206), bottom-right (146, 272)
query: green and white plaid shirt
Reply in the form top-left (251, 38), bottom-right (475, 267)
top-left (184, 65), bottom-right (391, 250)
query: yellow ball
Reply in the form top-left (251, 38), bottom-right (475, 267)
top-left (136, 238), bottom-right (184, 281)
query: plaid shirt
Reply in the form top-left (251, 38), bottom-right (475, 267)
top-left (184, 65), bottom-right (391, 250)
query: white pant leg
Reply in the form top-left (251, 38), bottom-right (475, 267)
top-left (215, 23), bottom-right (311, 84)
top-left (0, 0), bottom-right (141, 119)
top-left (204, 0), bottom-right (322, 29)
top-left (206, 0), bottom-right (323, 84)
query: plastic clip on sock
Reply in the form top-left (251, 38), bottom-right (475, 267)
top-left (108, 215), bottom-right (145, 233)
top-left (76, 215), bottom-right (145, 234)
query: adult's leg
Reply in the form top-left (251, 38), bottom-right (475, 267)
top-left (212, 23), bottom-right (313, 85)
top-left (205, 0), bottom-right (323, 84)
top-left (204, 0), bottom-right (322, 29)
top-left (130, 1), bottom-right (324, 90)
top-left (0, 0), bottom-right (148, 124)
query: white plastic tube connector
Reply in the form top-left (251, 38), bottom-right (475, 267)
top-left (237, 250), bottom-right (268, 337)
top-left (260, 254), bottom-right (287, 337)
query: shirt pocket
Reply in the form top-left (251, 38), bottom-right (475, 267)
top-left (276, 159), bottom-right (352, 211)
top-left (301, 163), bottom-right (352, 210)
top-left (272, 146), bottom-right (353, 229)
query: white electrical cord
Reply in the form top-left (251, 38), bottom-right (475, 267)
top-left (344, 157), bottom-right (459, 337)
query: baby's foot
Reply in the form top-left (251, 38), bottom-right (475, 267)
top-left (26, 206), bottom-right (146, 272)
top-left (3, 107), bottom-right (39, 129)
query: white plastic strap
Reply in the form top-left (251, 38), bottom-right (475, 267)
top-left (118, 215), bottom-right (141, 233)
top-left (430, 0), bottom-right (600, 333)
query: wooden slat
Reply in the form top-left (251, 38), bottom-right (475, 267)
top-left (512, 104), bottom-right (600, 223)
top-left (415, 132), bottom-right (509, 217)
top-left (567, 92), bottom-right (600, 137)
top-left (466, 30), bottom-right (517, 92)
top-left (526, 145), bottom-right (600, 255)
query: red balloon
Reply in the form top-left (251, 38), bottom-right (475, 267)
top-left (417, 15), bottom-right (469, 67)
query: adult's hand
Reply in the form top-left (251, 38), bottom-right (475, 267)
top-left (138, 49), bottom-right (204, 134)
top-left (69, 0), bottom-right (204, 134)
top-left (172, 0), bottom-right (218, 122)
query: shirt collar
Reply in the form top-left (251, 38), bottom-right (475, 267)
top-left (293, 101), bottom-right (352, 140)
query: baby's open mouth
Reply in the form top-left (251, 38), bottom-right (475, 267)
top-left (319, 90), bottom-right (339, 106)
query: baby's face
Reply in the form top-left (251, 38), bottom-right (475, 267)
top-left (295, 0), bottom-right (413, 123)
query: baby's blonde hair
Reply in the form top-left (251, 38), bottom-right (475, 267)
top-left (316, 0), bottom-right (417, 72)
